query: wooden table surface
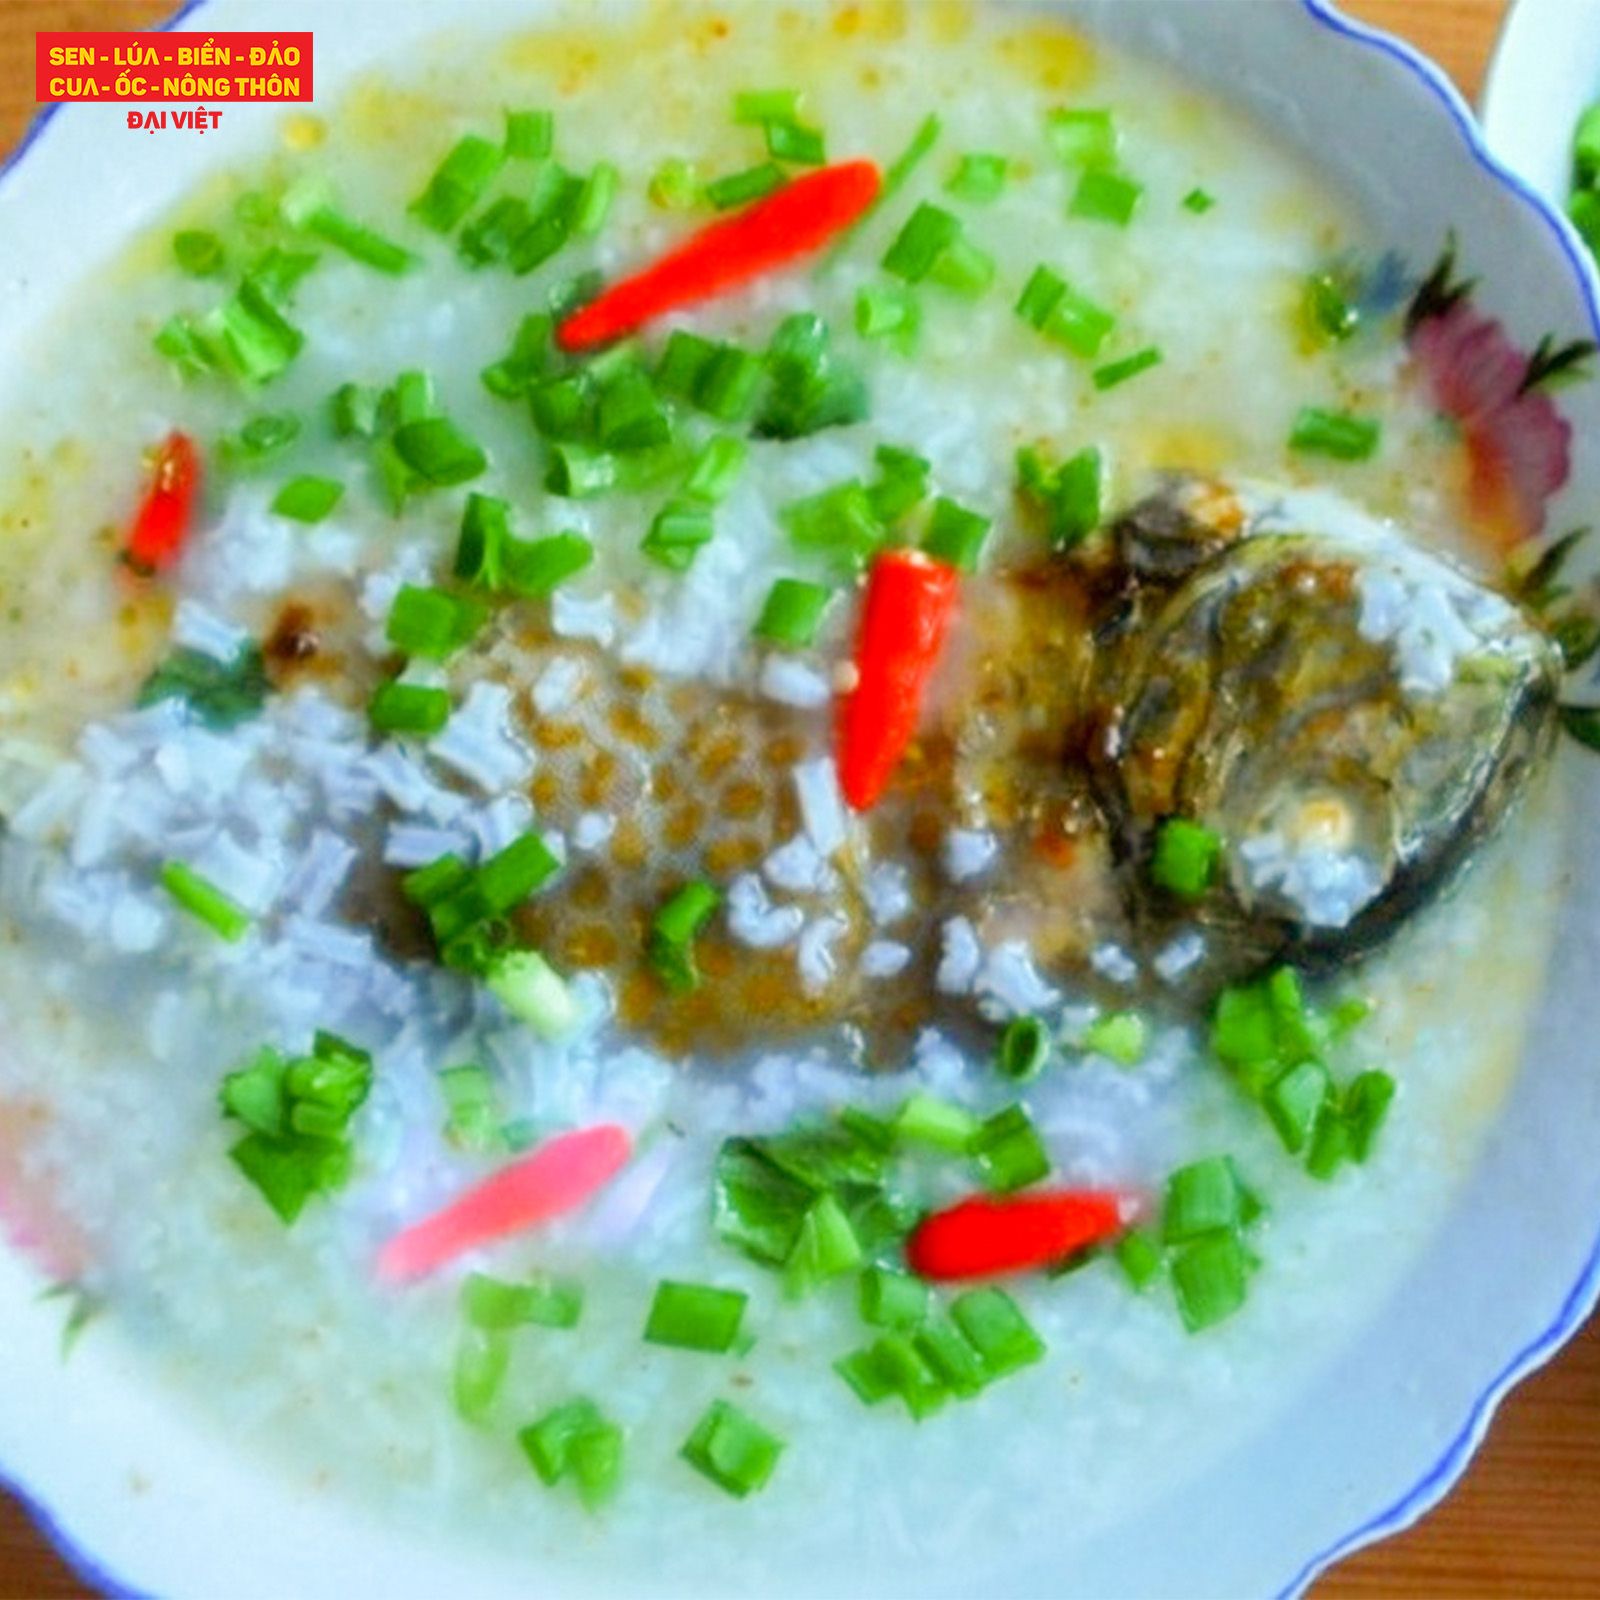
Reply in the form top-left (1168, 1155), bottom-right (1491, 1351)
top-left (1, 0), bottom-right (1596, 1595)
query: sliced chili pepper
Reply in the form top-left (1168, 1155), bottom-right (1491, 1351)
top-left (556, 160), bottom-right (881, 352)
top-left (906, 1190), bottom-right (1127, 1281)
top-left (124, 431), bottom-right (201, 575)
top-left (377, 1123), bottom-right (631, 1283)
top-left (837, 548), bottom-right (959, 811)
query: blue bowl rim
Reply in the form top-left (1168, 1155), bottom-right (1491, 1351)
top-left (1, 3), bottom-right (1598, 1597)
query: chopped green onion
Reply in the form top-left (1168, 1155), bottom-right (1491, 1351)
top-left (569, 1421), bottom-right (624, 1508)
top-left (867, 443), bottom-right (931, 524)
top-left (1016, 443), bottom-right (1104, 549)
top-left (733, 87), bottom-right (802, 124)
top-left (753, 577), bottom-right (832, 649)
top-left (505, 109), bottom-right (554, 160)
top-left (680, 1400), bottom-right (783, 1498)
top-left (245, 245), bottom-right (320, 303)
top-left (949, 1287), bottom-right (1045, 1377)
top-left (1046, 107), bottom-right (1119, 168)
top-left (439, 1064), bottom-right (500, 1152)
top-left (705, 162), bottom-right (787, 211)
top-left (138, 644), bottom-right (270, 730)
top-left (464, 1270), bottom-right (583, 1331)
top-left (996, 1015), bottom-right (1050, 1082)
top-left (1015, 268), bottom-right (1117, 358)
top-left (1303, 271), bottom-right (1360, 343)
top-left (160, 860), bottom-right (250, 942)
top-left (453, 1325), bottom-right (510, 1423)
top-left (545, 441), bottom-right (620, 499)
top-left (1149, 817), bottom-right (1222, 898)
top-left (699, 344), bottom-right (768, 423)
top-left (1182, 187), bottom-right (1216, 214)
top-left (921, 495), bottom-right (992, 571)
top-left (1162, 1156), bottom-right (1247, 1244)
top-left (643, 1280), bottom-right (749, 1353)
top-left (1114, 1229), bottom-right (1163, 1291)
top-left (642, 500), bottom-right (716, 572)
top-left (1307, 1113), bottom-right (1353, 1181)
top-left (153, 315), bottom-right (217, 380)
top-left (477, 831), bottom-right (561, 915)
top-left (822, 111), bottom-right (942, 269)
top-left (454, 492), bottom-right (508, 587)
top-left (855, 283), bottom-right (921, 354)
top-left (845, 1332), bottom-right (948, 1419)
top-left (1569, 190), bottom-right (1600, 255)
top-left (1069, 167), bottom-right (1144, 226)
top-left (521, 1397), bottom-right (622, 1505)
top-left (508, 167), bottom-right (587, 273)
top-left (1264, 1059), bottom-right (1332, 1155)
top-left (503, 532), bottom-right (594, 597)
top-left (330, 381), bottom-right (383, 439)
top-left (372, 438), bottom-right (420, 515)
top-left (859, 1265), bottom-right (929, 1331)
top-left (596, 365), bottom-right (672, 451)
top-left (781, 480), bottom-right (884, 570)
top-left (368, 680), bottom-right (451, 737)
top-left (459, 196), bottom-right (533, 269)
top-left (783, 1190), bottom-right (863, 1298)
top-left (481, 312), bottom-right (554, 398)
top-left (1575, 102), bottom-right (1600, 181)
top-left (1015, 265), bottom-right (1066, 328)
top-left (765, 117), bottom-right (827, 166)
top-left (1093, 346), bottom-right (1164, 391)
top-left (294, 196), bottom-right (414, 274)
top-left (648, 157), bottom-right (701, 210)
top-left (927, 235), bottom-right (996, 298)
top-left (1288, 406), bottom-right (1381, 461)
top-left (756, 314), bottom-right (869, 439)
top-left (486, 949), bottom-right (577, 1038)
top-left (217, 411), bottom-right (301, 470)
top-left (1083, 1010), bottom-right (1147, 1068)
top-left (271, 475), bottom-right (344, 523)
top-left (915, 1316), bottom-right (989, 1398)
top-left (520, 1397), bottom-right (600, 1484)
top-left (683, 436), bottom-right (748, 505)
top-left (402, 853), bottom-right (471, 911)
top-left (1043, 285), bottom-right (1120, 357)
top-left (392, 416), bottom-right (489, 487)
top-left (172, 229), bottom-right (225, 277)
top-left (386, 585), bottom-right (487, 659)
top-left (834, 1344), bottom-right (898, 1406)
top-left (647, 881), bottom-right (720, 993)
top-left (1344, 1070), bottom-right (1396, 1162)
top-left (202, 276), bottom-right (307, 385)
top-left (410, 134), bottom-right (507, 232)
top-left (655, 331), bottom-right (717, 399)
top-left (1171, 1232), bottom-right (1252, 1332)
top-left (388, 368), bottom-right (437, 428)
top-left (574, 162), bottom-right (620, 236)
top-left (945, 153), bottom-right (1008, 203)
top-left (221, 1033), bottom-right (371, 1224)
top-left (970, 1103), bottom-right (1051, 1193)
top-left (894, 1091), bottom-right (978, 1153)
top-left (882, 202), bottom-right (962, 283)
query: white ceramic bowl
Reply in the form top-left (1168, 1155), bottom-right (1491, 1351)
top-left (3, 3), bottom-right (1600, 1596)
top-left (1482, 0), bottom-right (1600, 205)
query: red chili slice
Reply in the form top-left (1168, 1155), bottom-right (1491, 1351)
top-left (836, 548), bottom-right (960, 811)
top-left (906, 1190), bottom-right (1128, 1282)
top-left (377, 1123), bottom-right (631, 1283)
top-left (124, 431), bottom-right (201, 575)
top-left (557, 160), bottom-right (881, 352)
